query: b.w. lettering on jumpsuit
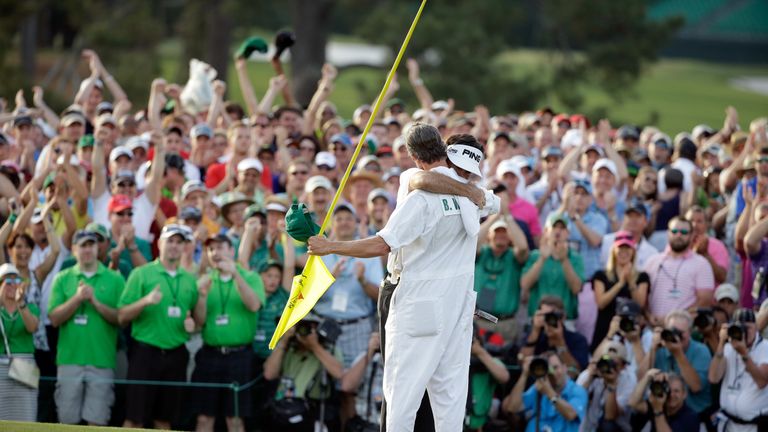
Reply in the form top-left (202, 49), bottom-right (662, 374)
top-left (376, 187), bottom-right (481, 432)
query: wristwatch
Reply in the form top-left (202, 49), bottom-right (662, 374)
top-left (653, 411), bottom-right (664, 417)
top-left (555, 345), bottom-right (567, 355)
top-left (550, 395), bottom-right (560, 405)
top-left (19, 300), bottom-right (27, 310)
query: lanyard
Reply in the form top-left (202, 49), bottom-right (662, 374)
top-left (164, 273), bottom-right (181, 306)
top-left (215, 273), bottom-right (233, 314)
top-left (0, 308), bottom-right (17, 334)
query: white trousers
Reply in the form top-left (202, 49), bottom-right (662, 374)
top-left (383, 274), bottom-right (476, 432)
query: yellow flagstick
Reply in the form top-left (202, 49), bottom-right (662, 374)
top-left (269, 0), bottom-right (429, 349)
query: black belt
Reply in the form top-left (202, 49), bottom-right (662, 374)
top-left (318, 314), bottom-right (372, 326)
top-left (722, 409), bottom-right (761, 425)
top-left (134, 340), bottom-right (186, 355)
top-left (202, 344), bottom-right (250, 355)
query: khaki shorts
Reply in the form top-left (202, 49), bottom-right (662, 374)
top-left (55, 365), bottom-right (115, 425)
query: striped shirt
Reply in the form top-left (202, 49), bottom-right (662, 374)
top-left (644, 249), bottom-right (714, 318)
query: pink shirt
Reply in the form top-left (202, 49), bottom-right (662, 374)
top-left (706, 237), bottom-right (729, 271)
top-left (508, 196), bottom-right (541, 236)
top-left (644, 249), bottom-right (715, 318)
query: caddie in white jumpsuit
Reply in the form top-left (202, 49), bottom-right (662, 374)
top-left (308, 126), bottom-right (499, 431)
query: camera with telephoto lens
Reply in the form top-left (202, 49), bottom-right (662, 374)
top-left (728, 323), bottom-right (745, 342)
top-left (529, 356), bottom-right (550, 379)
top-left (544, 311), bottom-right (563, 327)
top-left (294, 317), bottom-right (342, 346)
top-left (619, 315), bottom-right (636, 333)
top-left (693, 308), bottom-right (715, 330)
top-left (661, 328), bottom-right (682, 343)
top-left (649, 378), bottom-right (670, 397)
top-left (596, 355), bottom-right (616, 375)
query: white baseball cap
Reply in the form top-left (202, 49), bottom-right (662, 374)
top-left (446, 144), bottom-right (483, 178)
top-left (593, 158), bottom-right (618, 178)
top-left (0, 263), bottom-right (21, 280)
top-left (714, 283), bottom-right (739, 302)
top-left (489, 220), bottom-right (508, 232)
top-left (237, 158), bottom-right (263, 173)
top-left (109, 146), bottom-right (134, 163)
top-left (304, 175), bottom-right (334, 194)
top-left (314, 151), bottom-right (336, 169)
top-left (496, 159), bottom-right (522, 182)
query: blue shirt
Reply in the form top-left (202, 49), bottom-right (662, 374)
top-left (567, 209), bottom-right (610, 281)
top-left (654, 339), bottom-right (712, 413)
top-left (734, 177), bottom-right (757, 217)
top-left (315, 254), bottom-right (384, 320)
top-left (522, 378), bottom-right (587, 432)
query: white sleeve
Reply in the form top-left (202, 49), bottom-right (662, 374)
top-left (616, 370), bottom-right (637, 409)
top-left (378, 192), bottom-right (430, 250)
top-left (396, 168), bottom-right (421, 204)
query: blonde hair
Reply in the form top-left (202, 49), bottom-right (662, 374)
top-left (606, 242), bottom-right (638, 282)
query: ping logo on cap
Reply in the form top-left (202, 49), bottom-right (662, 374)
top-left (462, 148), bottom-right (481, 162)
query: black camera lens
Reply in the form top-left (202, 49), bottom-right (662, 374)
top-left (661, 328), bottom-right (681, 343)
top-left (728, 324), bottom-right (745, 341)
top-left (296, 322), bottom-right (312, 337)
top-left (529, 357), bottom-right (549, 379)
top-left (693, 309), bottom-right (714, 329)
top-left (649, 379), bottom-right (670, 397)
top-left (596, 356), bottom-right (616, 374)
top-left (544, 311), bottom-right (562, 327)
top-left (619, 316), bottom-right (635, 333)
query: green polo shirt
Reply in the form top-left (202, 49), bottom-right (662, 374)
top-left (523, 249), bottom-right (584, 319)
top-left (0, 305), bottom-right (40, 355)
top-left (474, 246), bottom-right (523, 317)
top-left (115, 238), bottom-right (154, 275)
top-left (201, 264), bottom-right (266, 347)
top-left (253, 288), bottom-right (289, 358)
top-left (48, 262), bottom-right (125, 368)
top-left (119, 260), bottom-right (198, 349)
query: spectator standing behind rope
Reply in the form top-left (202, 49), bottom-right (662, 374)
top-left (117, 225), bottom-right (198, 429)
top-left (191, 233), bottom-right (264, 432)
top-left (0, 263), bottom-right (40, 422)
top-left (48, 230), bottom-right (124, 426)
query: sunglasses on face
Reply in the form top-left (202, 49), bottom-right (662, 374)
top-left (669, 228), bottom-right (690, 235)
top-left (615, 234), bottom-right (633, 241)
top-left (3, 277), bottom-right (22, 285)
top-left (758, 157), bottom-right (768, 164)
top-left (290, 170), bottom-right (309, 176)
top-left (116, 211), bottom-right (134, 217)
top-left (117, 182), bottom-right (136, 188)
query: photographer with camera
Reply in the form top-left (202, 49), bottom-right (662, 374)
top-left (629, 370), bottom-right (700, 431)
top-left (602, 300), bottom-right (653, 377)
top-left (340, 332), bottom-right (383, 432)
top-left (577, 341), bottom-right (637, 431)
top-left (465, 324), bottom-right (511, 431)
top-left (263, 314), bottom-right (344, 431)
top-left (693, 305), bottom-right (730, 354)
top-left (708, 308), bottom-right (768, 430)
top-left (520, 296), bottom-right (590, 377)
top-left (502, 351), bottom-right (587, 432)
top-left (640, 310), bottom-right (712, 421)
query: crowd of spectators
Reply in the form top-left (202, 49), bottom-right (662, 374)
top-left (0, 48), bottom-right (767, 432)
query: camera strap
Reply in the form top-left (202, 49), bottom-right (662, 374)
top-left (365, 355), bottom-right (379, 421)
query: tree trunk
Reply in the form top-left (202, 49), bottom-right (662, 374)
top-left (205, 0), bottom-right (232, 94)
top-left (20, 14), bottom-right (37, 80)
top-left (291, 0), bottom-right (334, 107)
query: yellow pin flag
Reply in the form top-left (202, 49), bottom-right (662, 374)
top-left (269, 0), bottom-right (429, 349)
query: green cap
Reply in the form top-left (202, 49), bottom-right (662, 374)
top-left (43, 172), bottom-right (56, 189)
top-left (85, 222), bottom-right (110, 241)
top-left (78, 134), bottom-right (95, 148)
top-left (545, 212), bottom-right (571, 229)
top-left (386, 97), bottom-right (405, 109)
top-left (285, 199), bottom-right (320, 242)
top-left (235, 36), bottom-right (268, 59)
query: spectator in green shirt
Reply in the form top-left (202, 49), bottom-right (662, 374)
top-left (59, 222), bottom-right (136, 279)
top-left (521, 213), bottom-right (584, 320)
top-left (48, 230), bottom-right (125, 426)
top-left (191, 233), bottom-right (264, 432)
top-left (118, 224), bottom-right (197, 430)
top-left (474, 211), bottom-right (529, 343)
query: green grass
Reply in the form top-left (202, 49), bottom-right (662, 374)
top-left (160, 41), bottom-right (767, 135)
top-left (0, 421), bottom-right (148, 431)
